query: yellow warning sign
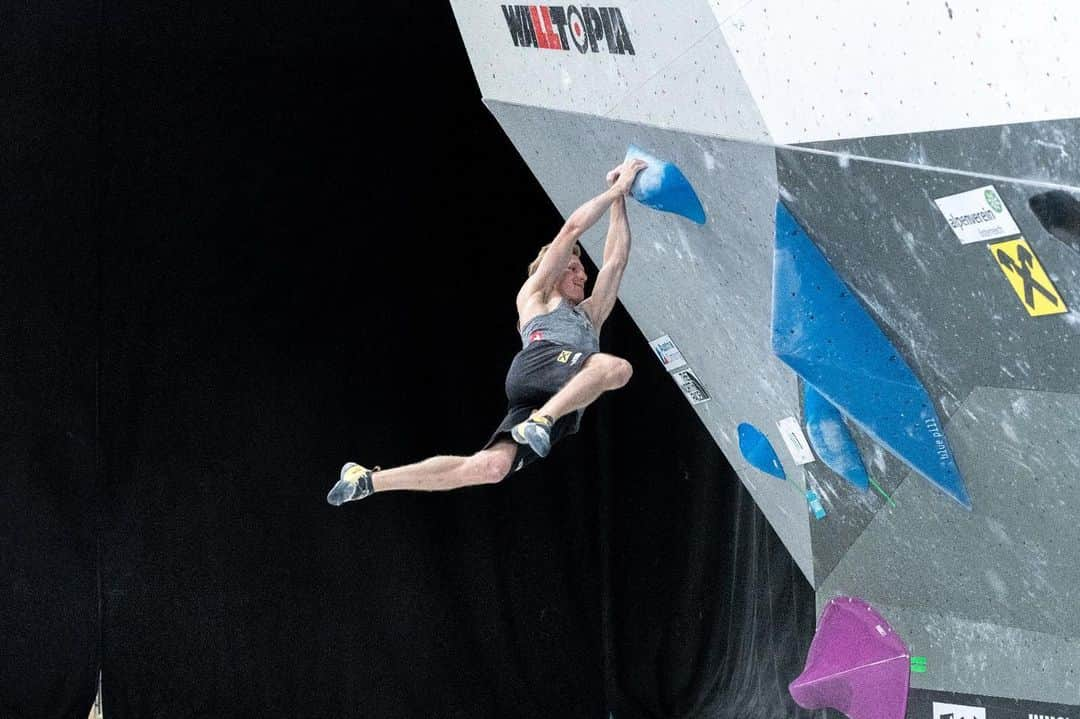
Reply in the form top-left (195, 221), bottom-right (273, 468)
top-left (988, 237), bottom-right (1067, 317)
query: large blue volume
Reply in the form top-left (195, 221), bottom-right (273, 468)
top-left (803, 383), bottom-right (870, 492)
top-left (772, 202), bottom-right (971, 509)
top-left (624, 145), bottom-right (706, 224)
top-left (737, 422), bottom-right (786, 480)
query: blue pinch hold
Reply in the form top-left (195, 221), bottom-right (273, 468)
top-left (803, 384), bottom-right (870, 493)
top-left (624, 145), bottom-right (707, 224)
top-left (737, 422), bottom-right (787, 480)
top-left (771, 201), bottom-right (971, 509)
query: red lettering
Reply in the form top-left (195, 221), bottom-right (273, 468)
top-left (529, 6), bottom-right (560, 49)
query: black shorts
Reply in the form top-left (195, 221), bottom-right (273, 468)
top-left (484, 340), bottom-right (596, 474)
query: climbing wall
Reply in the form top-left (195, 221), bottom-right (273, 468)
top-left (450, 0), bottom-right (1080, 710)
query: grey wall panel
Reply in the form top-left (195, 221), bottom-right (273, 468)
top-left (800, 119), bottom-right (1080, 188)
top-left (840, 602), bottom-right (1080, 705)
top-left (803, 423), bottom-right (906, 585)
top-left (777, 140), bottom-right (1080, 641)
top-left (777, 145), bottom-right (1080, 401)
top-left (818, 386), bottom-right (1080, 704)
top-left (484, 99), bottom-right (816, 583)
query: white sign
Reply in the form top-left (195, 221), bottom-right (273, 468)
top-left (934, 185), bottom-right (1020, 244)
top-left (933, 701), bottom-right (986, 719)
top-left (776, 417), bottom-right (815, 465)
top-left (649, 334), bottom-right (687, 371)
top-left (672, 368), bottom-right (710, 405)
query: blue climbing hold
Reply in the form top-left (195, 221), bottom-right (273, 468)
top-left (771, 201), bottom-right (971, 509)
top-left (737, 422), bottom-right (786, 480)
top-left (803, 384), bottom-right (870, 493)
top-left (624, 145), bottom-right (706, 224)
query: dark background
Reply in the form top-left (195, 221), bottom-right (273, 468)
top-left (0, 1), bottom-right (817, 717)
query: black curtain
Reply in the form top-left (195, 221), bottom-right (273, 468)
top-left (1, 1), bottom-right (817, 717)
top-left (0, 1), bottom-right (101, 717)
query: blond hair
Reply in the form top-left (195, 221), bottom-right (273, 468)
top-left (527, 242), bottom-right (581, 277)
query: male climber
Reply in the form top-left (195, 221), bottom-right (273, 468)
top-left (326, 157), bottom-right (647, 505)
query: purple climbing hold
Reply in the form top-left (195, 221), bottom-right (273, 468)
top-left (789, 596), bottom-right (911, 719)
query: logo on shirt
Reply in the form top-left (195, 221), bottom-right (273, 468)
top-left (529, 330), bottom-right (545, 343)
top-left (556, 350), bottom-right (572, 363)
top-left (500, 5), bottom-right (635, 55)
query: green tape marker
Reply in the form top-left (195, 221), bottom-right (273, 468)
top-left (910, 656), bottom-right (927, 673)
top-left (868, 477), bottom-right (897, 508)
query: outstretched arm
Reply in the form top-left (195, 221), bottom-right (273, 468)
top-left (516, 159), bottom-right (647, 309)
top-left (580, 197), bottom-right (630, 330)
top-left (580, 173), bottom-right (634, 330)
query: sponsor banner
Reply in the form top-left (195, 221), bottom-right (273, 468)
top-left (776, 416), bottom-right (814, 465)
top-left (500, 5), bottom-right (635, 55)
top-left (451, 1), bottom-right (728, 132)
top-left (648, 334), bottom-right (687, 371)
top-left (988, 237), bottom-right (1067, 317)
top-left (934, 185), bottom-right (1020, 244)
top-left (908, 687), bottom-right (1077, 719)
top-left (672, 367), bottom-right (710, 405)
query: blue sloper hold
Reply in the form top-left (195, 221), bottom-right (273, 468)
top-left (737, 422), bottom-right (787, 480)
top-left (803, 383), bottom-right (870, 493)
top-left (624, 145), bottom-right (706, 224)
top-left (772, 201), bottom-right (972, 510)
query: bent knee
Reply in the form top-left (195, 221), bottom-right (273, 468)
top-left (592, 354), bottom-right (632, 389)
top-left (470, 449), bottom-right (514, 485)
top-left (611, 357), bottom-right (633, 387)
